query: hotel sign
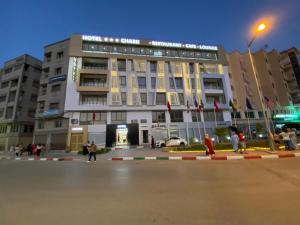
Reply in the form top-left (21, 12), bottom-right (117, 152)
top-left (82, 35), bottom-right (218, 51)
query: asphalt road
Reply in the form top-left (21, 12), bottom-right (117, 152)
top-left (1, 158), bottom-right (300, 225)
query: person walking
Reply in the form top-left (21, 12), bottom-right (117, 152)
top-left (83, 141), bottom-right (89, 155)
top-left (26, 144), bottom-right (32, 156)
top-left (151, 136), bottom-right (155, 149)
top-left (289, 128), bottom-right (298, 150)
top-left (87, 141), bottom-right (97, 162)
top-left (204, 134), bottom-right (215, 156)
top-left (238, 131), bottom-right (247, 154)
top-left (280, 129), bottom-right (292, 150)
top-left (36, 144), bottom-right (42, 157)
top-left (231, 131), bottom-right (239, 152)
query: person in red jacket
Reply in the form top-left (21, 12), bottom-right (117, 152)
top-left (204, 134), bottom-right (215, 156)
top-left (238, 131), bottom-right (247, 154)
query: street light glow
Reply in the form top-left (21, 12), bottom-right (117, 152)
top-left (257, 23), bottom-right (266, 32)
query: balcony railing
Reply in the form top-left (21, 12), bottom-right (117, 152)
top-left (204, 85), bottom-right (223, 90)
top-left (82, 65), bottom-right (108, 70)
top-left (79, 101), bottom-right (107, 105)
top-left (79, 82), bottom-right (107, 88)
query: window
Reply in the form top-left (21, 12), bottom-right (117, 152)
top-left (192, 111), bottom-right (201, 122)
top-left (49, 102), bottom-right (59, 110)
top-left (0, 108), bottom-right (4, 117)
top-left (169, 78), bottom-right (175, 89)
top-left (203, 78), bottom-right (223, 90)
top-left (151, 77), bottom-right (156, 89)
top-left (121, 92), bottom-right (127, 105)
top-left (150, 61), bottom-right (157, 73)
top-left (245, 111), bottom-right (255, 118)
top-left (170, 110), bottom-right (183, 122)
top-left (0, 95), bottom-right (6, 102)
top-left (117, 59), bottom-right (126, 71)
top-left (56, 51), bottom-right (64, 59)
top-left (156, 93), bottom-right (166, 105)
top-left (1, 81), bottom-right (9, 88)
top-left (80, 112), bottom-right (107, 125)
top-left (137, 77), bottom-right (146, 89)
top-left (27, 109), bottom-right (36, 118)
top-left (166, 62), bottom-right (172, 73)
top-left (203, 110), bottom-right (224, 121)
top-left (51, 84), bottom-right (61, 92)
top-left (119, 76), bottom-right (126, 87)
top-left (80, 94), bottom-right (107, 105)
top-left (231, 112), bottom-right (241, 119)
top-left (148, 92), bottom-right (155, 105)
top-left (4, 67), bottom-right (13, 74)
top-left (152, 111), bottom-right (165, 123)
top-left (205, 94), bottom-right (226, 104)
top-left (11, 79), bottom-right (19, 87)
top-left (43, 67), bottom-right (50, 77)
top-left (189, 63), bottom-right (194, 74)
top-left (38, 101), bottom-right (45, 113)
top-left (32, 80), bottom-right (39, 88)
top-left (140, 93), bottom-right (147, 105)
top-left (128, 59), bottom-right (134, 71)
top-left (55, 120), bottom-right (62, 128)
top-left (44, 52), bottom-right (52, 62)
top-left (5, 107), bottom-right (13, 119)
top-left (175, 78), bottom-right (183, 89)
top-left (178, 93), bottom-right (184, 105)
top-left (55, 67), bottom-right (62, 75)
top-left (40, 84), bottom-right (47, 95)
top-left (30, 94), bottom-right (38, 102)
top-left (10, 124), bottom-right (19, 133)
top-left (38, 122), bottom-right (44, 129)
top-left (8, 91), bottom-right (16, 102)
top-left (22, 76), bottom-right (28, 83)
top-left (190, 78), bottom-right (195, 89)
top-left (111, 112), bottom-right (126, 124)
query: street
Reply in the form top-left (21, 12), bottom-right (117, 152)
top-left (1, 158), bottom-right (300, 225)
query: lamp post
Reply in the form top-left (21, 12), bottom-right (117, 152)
top-left (247, 22), bottom-right (275, 150)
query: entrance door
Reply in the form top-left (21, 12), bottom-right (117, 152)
top-left (143, 130), bottom-right (149, 144)
top-left (70, 134), bottom-right (83, 151)
top-left (116, 125), bottom-right (128, 145)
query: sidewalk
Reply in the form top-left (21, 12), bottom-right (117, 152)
top-left (1, 148), bottom-right (300, 161)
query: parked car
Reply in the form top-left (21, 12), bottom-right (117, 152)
top-left (155, 137), bottom-right (187, 148)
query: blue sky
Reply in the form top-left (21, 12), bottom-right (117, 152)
top-left (1, 0), bottom-right (299, 65)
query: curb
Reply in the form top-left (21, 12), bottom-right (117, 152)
top-left (109, 153), bottom-right (300, 161)
top-left (0, 157), bottom-right (75, 161)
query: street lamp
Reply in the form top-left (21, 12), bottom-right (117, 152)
top-left (247, 22), bottom-right (275, 150)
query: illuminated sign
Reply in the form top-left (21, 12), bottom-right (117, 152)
top-left (72, 127), bottom-right (83, 131)
top-left (81, 35), bottom-right (218, 51)
top-left (117, 125), bottom-right (127, 129)
top-left (272, 114), bottom-right (300, 122)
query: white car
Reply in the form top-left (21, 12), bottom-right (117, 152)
top-left (156, 137), bottom-right (187, 148)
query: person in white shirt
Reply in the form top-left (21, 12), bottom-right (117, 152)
top-left (280, 129), bottom-right (292, 150)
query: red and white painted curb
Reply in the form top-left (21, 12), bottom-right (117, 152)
top-left (109, 152), bottom-right (300, 161)
top-left (0, 157), bottom-right (77, 161)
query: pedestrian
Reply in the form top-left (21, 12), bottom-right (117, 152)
top-left (280, 129), bottom-right (292, 150)
top-left (230, 131), bottom-right (239, 152)
top-left (32, 144), bottom-right (37, 155)
top-left (83, 141), bottom-right (89, 155)
top-left (151, 136), bottom-right (155, 149)
top-left (273, 132), bottom-right (281, 150)
top-left (289, 128), bottom-right (298, 150)
top-left (26, 144), bottom-right (32, 156)
top-left (87, 141), bottom-right (97, 162)
top-left (36, 144), bottom-right (42, 157)
top-left (14, 144), bottom-right (20, 157)
top-left (238, 131), bottom-right (247, 154)
top-left (204, 134), bottom-right (215, 156)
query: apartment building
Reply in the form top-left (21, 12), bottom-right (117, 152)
top-left (280, 47), bottom-right (300, 104)
top-left (0, 55), bottom-right (42, 150)
top-left (227, 49), bottom-right (295, 134)
top-left (64, 35), bottom-right (233, 150)
top-left (33, 39), bottom-right (70, 150)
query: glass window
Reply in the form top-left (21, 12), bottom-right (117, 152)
top-left (0, 95), bottom-right (6, 102)
top-left (140, 93), bottom-right (147, 105)
top-left (203, 110), bottom-right (224, 121)
top-left (170, 110), bottom-right (183, 122)
top-left (1, 81), bottom-right (9, 88)
top-left (56, 51), bottom-right (64, 59)
top-left (51, 84), bottom-right (61, 92)
top-left (55, 120), bottom-right (62, 128)
top-left (148, 92), bottom-right (155, 105)
top-left (121, 92), bottom-right (127, 105)
top-left (190, 78), bottom-right (195, 89)
top-left (111, 112), bottom-right (126, 124)
top-left (169, 78), bottom-right (175, 89)
top-left (175, 78), bottom-right (183, 89)
top-left (151, 77), bottom-right (156, 89)
top-left (55, 67), bottom-right (62, 75)
top-left (150, 61), bottom-right (157, 73)
top-left (119, 76), bottom-right (126, 87)
top-left (137, 77), bottom-right (146, 89)
top-left (79, 112), bottom-right (107, 125)
top-left (117, 59), bottom-right (126, 71)
top-left (156, 93), bottom-right (166, 105)
top-left (178, 93), bottom-right (184, 105)
top-left (49, 102), bottom-right (59, 110)
top-left (189, 63), bottom-right (194, 74)
top-left (152, 111), bottom-right (165, 123)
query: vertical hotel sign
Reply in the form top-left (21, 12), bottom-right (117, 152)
top-left (72, 57), bottom-right (78, 81)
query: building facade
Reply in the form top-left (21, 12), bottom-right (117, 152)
top-left (33, 39), bottom-right (70, 150)
top-left (0, 55), bottom-right (42, 150)
top-left (64, 35), bottom-right (233, 150)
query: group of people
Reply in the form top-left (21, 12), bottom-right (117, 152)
top-left (230, 131), bottom-right (247, 154)
top-left (274, 128), bottom-right (298, 150)
top-left (11, 143), bottom-right (46, 157)
top-left (82, 141), bottom-right (97, 162)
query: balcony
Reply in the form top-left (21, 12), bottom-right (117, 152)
top-left (81, 58), bottom-right (108, 74)
top-left (77, 75), bottom-right (109, 92)
top-left (79, 94), bottom-right (107, 105)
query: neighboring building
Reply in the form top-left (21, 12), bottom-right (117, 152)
top-left (280, 47), bottom-right (300, 104)
top-left (227, 49), bottom-right (297, 135)
top-left (64, 35), bottom-right (233, 150)
top-left (0, 55), bottom-right (42, 151)
top-left (34, 39), bottom-right (70, 150)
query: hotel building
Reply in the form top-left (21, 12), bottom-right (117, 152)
top-left (63, 35), bottom-right (233, 150)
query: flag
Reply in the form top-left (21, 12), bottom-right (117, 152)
top-left (198, 100), bottom-right (204, 112)
top-left (186, 100), bottom-right (190, 113)
top-left (246, 97), bottom-right (253, 110)
top-left (264, 96), bottom-right (274, 109)
top-left (229, 99), bottom-right (237, 111)
top-left (214, 99), bottom-right (219, 112)
top-left (167, 100), bottom-right (171, 112)
top-left (92, 111), bottom-right (96, 121)
top-left (194, 97), bottom-right (202, 112)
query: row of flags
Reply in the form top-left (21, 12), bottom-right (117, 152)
top-left (230, 96), bottom-right (276, 111)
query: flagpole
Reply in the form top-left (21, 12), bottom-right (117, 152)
top-left (195, 111), bottom-right (202, 143)
top-left (234, 111), bottom-right (237, 127)
top-left (246, 110), bottom-right (252, 139)
top-left (186, 120), bottom-right (190, 145)
top-left (213, 109), bottom-right (219, 143)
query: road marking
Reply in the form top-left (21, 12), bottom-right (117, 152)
top-left (145, 157), bottom-right (157, 160)
top-left (169, 156), bottom-right (182, 160)
top-left (227, 155), bottom-right (244, 160)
